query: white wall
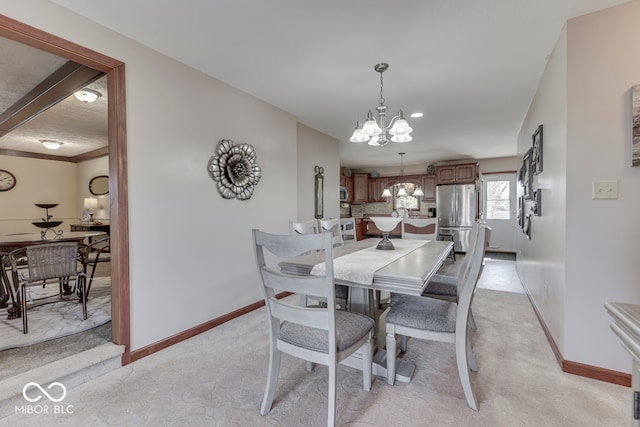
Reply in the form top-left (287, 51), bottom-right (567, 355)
top-left (76, 156), bottom-right (109, 221)
top-left (0, 1), bottom-right (341, 351)
top-left (565, 2), bottom-right (640, 371)
top-left (296, 123), bottom-right (340, 221)
top-left (518, 1), bottom-right (640, 373)
top-left (516, 26), bottom-right (568, 357)
top-left (0, 155), bottom-right (77, 234)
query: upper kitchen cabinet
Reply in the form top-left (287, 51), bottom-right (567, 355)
top-left (368, 177), bottom-right (388, 202)
top-left (421, 174), bottom-right (436, 201)
top-left (352, 173), bottom-right (369, 203)
top-left (436, 163), bottom-right (478, 185)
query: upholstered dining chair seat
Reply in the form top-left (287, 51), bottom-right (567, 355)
top-left (386, 295), bottom-right (456, 333)
top-left (422, 274), bottom-right (457, 298)
top-left (280, 311), bottom-right (374, 353)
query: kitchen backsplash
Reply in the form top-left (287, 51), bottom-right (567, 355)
top-left (358, 200), bottom-right (436, 217)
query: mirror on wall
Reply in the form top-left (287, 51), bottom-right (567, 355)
top-left (89, 175), bottom-right (109, 196)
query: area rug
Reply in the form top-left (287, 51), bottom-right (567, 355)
top-left (0, 277), bottom-right (110, 350)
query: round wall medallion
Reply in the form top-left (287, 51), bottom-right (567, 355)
top-left (0, 169), bottom-right (16, 191)
top-left (426, 164), bottom-right (436, 174)
top-left (207, 139), bottom-right (262, 200)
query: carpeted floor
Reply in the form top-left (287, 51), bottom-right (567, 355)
top-left (0, 276), bottom-right (111, 381)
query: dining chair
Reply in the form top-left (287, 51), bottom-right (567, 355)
top-left (253, 229), bottom-right (374, 427)
top-left (84, 236), bottom-right (110, 298)
top-left (385, 224), bottom-right (490, 411)
top-left (3, 241), bottom-right (89, 334)
top-left (288, 219), bottom-right (319, 235)
top-left (319, 218), bottom-right (351, 310)
top-left (401, 217), bottom-right (438, 240)
top-left (422, 221), bottom-right (486, 330)
top-left (339, 217), bottom-right (357, 244)
top-left (319, 218), bottom-right (344, 248)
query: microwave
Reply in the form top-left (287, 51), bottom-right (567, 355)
top-left (339, 186), bottom-right (349, 202)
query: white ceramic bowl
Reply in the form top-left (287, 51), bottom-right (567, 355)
top-left (370, 216), bottom-right (403, 232)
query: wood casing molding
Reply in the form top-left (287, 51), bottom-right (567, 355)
top-left (522, 280), bottom-right (631, 387)
top-left (0, 14), bottom-right (132, 364)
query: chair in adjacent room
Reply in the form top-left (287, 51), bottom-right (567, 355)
top-left (3, 241), bottom-right (89, 334)
top-left (84, 236), bottom-right (110, 298)
top-left (401, 217), bottom-right (438, 240)
top-left (253, 229), bottom-right (374, 427)
top-left (385, 224), bottom-right (490, 411)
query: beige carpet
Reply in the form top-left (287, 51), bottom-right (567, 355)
top-left (0, 276), bottom-right (111, 351)
top-left (2, 282), bottom-right (628, 425)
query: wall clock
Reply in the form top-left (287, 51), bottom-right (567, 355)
top-left (0, 169), bottom-right (16, 191)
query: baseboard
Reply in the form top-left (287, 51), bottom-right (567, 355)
top-left (522, 283), bottom-right (631, 387)
top-left (129, 291), bottom-right (293, 364)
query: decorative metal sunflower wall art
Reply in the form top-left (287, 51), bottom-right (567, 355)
top-left (208, 139), bottom-right (262, 200)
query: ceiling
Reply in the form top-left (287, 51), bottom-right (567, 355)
top-left (0, 35), bottom-right (107, 160)
top-left (1, 0), bottom-right (632, 169)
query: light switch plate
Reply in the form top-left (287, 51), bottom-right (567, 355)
top-left (592, 180), bottom-right (618, 199)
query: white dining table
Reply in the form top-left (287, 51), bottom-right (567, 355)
top-left (279, 237), bottom-right (453, 382)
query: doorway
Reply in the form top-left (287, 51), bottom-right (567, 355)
top-left (481, 172), bottom-right (517, 253)
top-left (0, 15), bottom-right (131, 362)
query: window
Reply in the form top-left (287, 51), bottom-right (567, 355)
top-left (486, 180), bottom-right (510, 220)
top-left (394, 183), bottom-right (420, 210)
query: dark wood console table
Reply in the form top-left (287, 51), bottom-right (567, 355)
top-left (70, 223), bottom-right (110, 235)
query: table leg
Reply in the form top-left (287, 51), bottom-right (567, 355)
top-left (345, 286), bottom-right (416, 383)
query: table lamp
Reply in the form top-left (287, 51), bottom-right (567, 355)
top-left (84, 197), bottom-right (98, 223)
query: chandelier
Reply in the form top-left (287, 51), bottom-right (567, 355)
top-left (382, 152), bottom-right (424, 198)
top-left (350, 63), bottom-right (413, 146)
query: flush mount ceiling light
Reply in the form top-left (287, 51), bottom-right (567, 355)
top-left (350, 63), bottom-right (413, 146)
top-left (39, 139), bottom-right (63, 150)
top-left (74, 88), bottom-right (101, 103)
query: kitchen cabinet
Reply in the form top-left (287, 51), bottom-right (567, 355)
top-left (368, 177), bottom-right (388, 202)
top-left (352, 173), bottom-right (369, 203)
top-left (436, 163), bottom-right (478, 184)
top-left (421, 175), bottom-right (436, 201)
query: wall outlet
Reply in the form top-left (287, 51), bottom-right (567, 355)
top-left (592, 180), bottom-right (618, 200)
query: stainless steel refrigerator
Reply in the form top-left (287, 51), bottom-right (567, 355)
top-left (436, 184), bottom-right (478, 252)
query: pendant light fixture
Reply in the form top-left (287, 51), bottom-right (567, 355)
top-left (382, 152), bottom-right (424, 198)
top-left (350, 63), bottom-right (413, 146)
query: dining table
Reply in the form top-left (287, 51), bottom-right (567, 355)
top-left (0, 231), bottom-right (107, 313)
top-left (279, 237), bottom-right (454, 383)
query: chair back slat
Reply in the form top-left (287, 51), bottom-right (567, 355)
top-left (26, 242), bottom-right (79, 282)
top-left (269, 298), bottom-right (329, 329)
top-left (402, 218), bottom-right (438, 240)
top-left (319, 218), bottom-right (344, 248)
top-left (289, 219), bottom-right (319, 235)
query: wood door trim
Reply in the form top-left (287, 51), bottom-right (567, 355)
top-left (0, 14), bottom-right (131, 364)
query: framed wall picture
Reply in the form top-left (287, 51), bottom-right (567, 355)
top-left (533, 188), bottom-right (542, 216)
top-left (633, 85), bottom-right (640, 166)
top-left (532, 124), bottom-right (543, 175)
top-left (522, 148), bottom-right (533, 199)
top-left (314, 165), bottom-right (324, 219)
